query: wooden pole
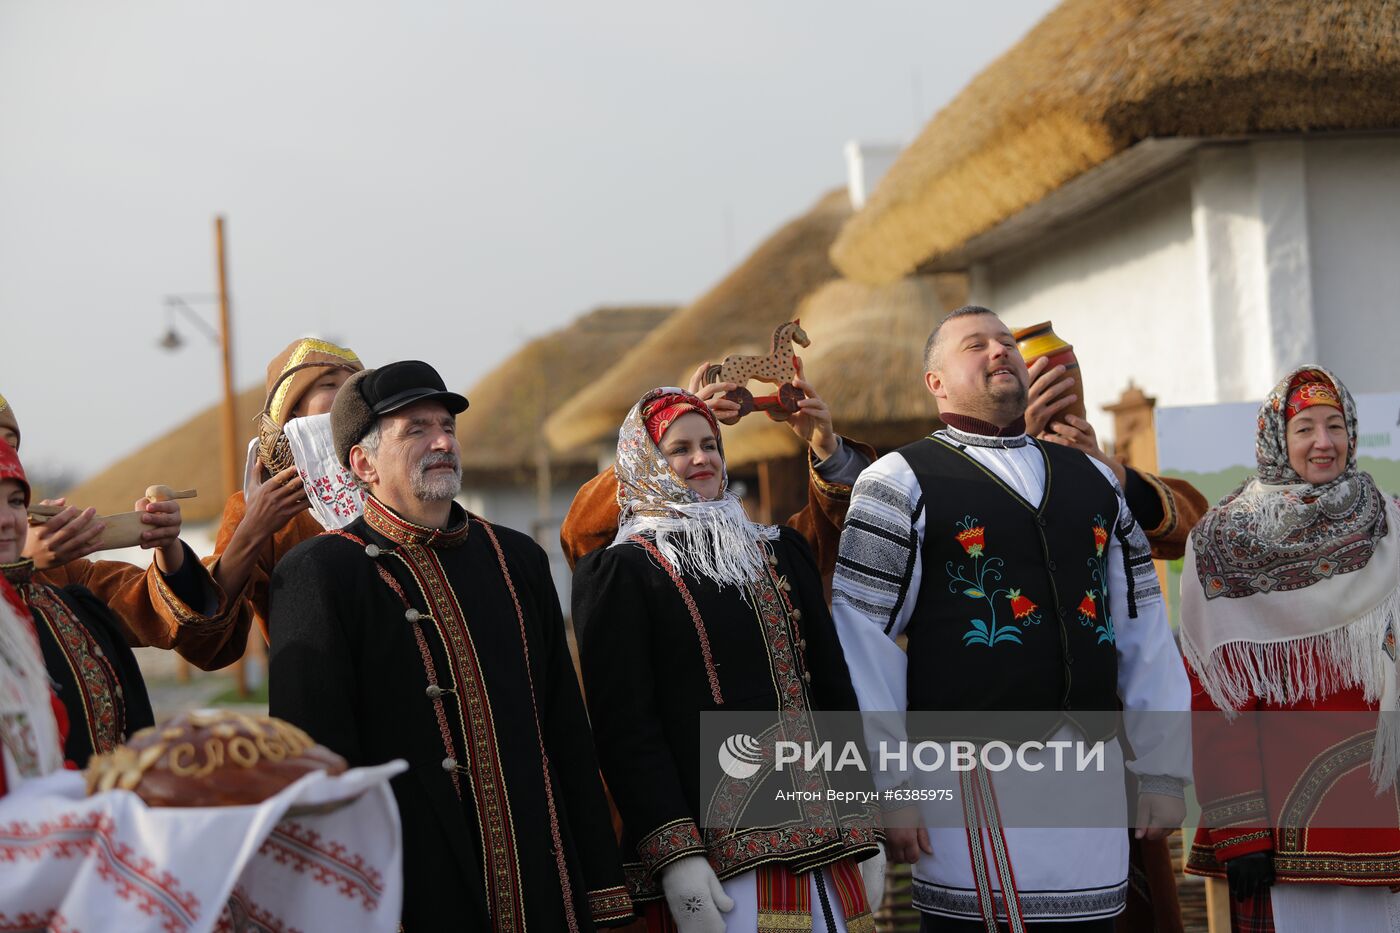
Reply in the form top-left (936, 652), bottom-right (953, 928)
top-left (215, 216), bottom-right (238, 502)
top-left (214, 216), bottom-right (249, 698)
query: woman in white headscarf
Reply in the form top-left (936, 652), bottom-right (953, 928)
top-left (574, 386), bottom-right (885, 933)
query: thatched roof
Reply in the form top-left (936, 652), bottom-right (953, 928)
top-left (832, 0), bottom-right (1400, 283)
top-left (457, 305), bottom-right (676, 480)
top-left (720, 276), bottom-right (964, 466)
top-left (63, 387), bottom-right (264, 523)
top-left (544, 189), bottom-right (853, 452)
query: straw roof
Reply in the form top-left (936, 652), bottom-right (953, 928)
top-left (832, 0), bottom-right (1400, 283)
top-left (63, 386), bottom-right (264, 523)
top-left (544, 189), bottom-right (853, 452)
top-left (720, 275), bottom-right (964, 466)
top-left (456, 305), bottom-right (676, 481)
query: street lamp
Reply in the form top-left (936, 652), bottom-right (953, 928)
top-left (155, 217), bottom-right (249, 696)
top-left (154, 219), bottom-right (239, 506)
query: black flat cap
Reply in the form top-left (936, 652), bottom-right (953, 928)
top-left (332, 360), bottom-right (468, 468)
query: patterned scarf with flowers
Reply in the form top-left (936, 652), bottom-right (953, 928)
top-left (1181, 364), bottom-right (1400, 787)
top-left (611, 387), bottom-right (778, 589)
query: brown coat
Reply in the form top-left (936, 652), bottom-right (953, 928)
top-left (1133, 471), bottom-right (1209, 562)
top-left (36, 554), bottom-right (249, 672)
top-left (206, 491), bottom-right (325, 642)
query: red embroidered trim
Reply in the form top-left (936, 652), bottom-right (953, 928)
top-left (699, 546), bottom-right (883, 878)
top-left (260, 821), bottom-right (385, 911)
top-left (629, 535), bottom-right (723, 705)
top-left (586, 884), bottom-right (634, 923)
top-left (0, 912), bottom-right (60, 933)
top-left (219, 887), bottom-right (299, 933)
top-left (636, 819), bottom-right (706, 875)
top-left (323, 530), bottom-right (463, 802)
top-left (361, 496), bottom-right (469, 548)
top-left (0, 811), bottom-right (201, 931)
top-left (393, 545), bottom-right (525, 929)
top-left (23, 582), bottom-right (124, 755)
top-left (477, 518), bottom-right (581, 933)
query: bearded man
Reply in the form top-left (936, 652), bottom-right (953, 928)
top-left (267, 360), bottom-right (630, 931)
top-left (831, 307), bottom-right (1191, 931)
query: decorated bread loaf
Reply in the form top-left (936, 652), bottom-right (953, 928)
top-left (84, 710), bottom-right (346, 806)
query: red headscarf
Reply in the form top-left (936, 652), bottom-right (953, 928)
top-left (1285, 368), bottom-right (1342, 421)
top-left (0, 442), bottom-right (29, 506)
top-left (641, 391), bottom-right (720, 446)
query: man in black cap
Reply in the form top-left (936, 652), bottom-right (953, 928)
top-left (268, 360), bottom-right (632, 931)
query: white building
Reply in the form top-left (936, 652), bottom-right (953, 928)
top-left (832, 0), bottom-right (1400, 436)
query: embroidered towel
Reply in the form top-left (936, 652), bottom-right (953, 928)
top-left (0, 760), bottom-right (406, 932)
top-left (284, 413), bottom-right (364, 529)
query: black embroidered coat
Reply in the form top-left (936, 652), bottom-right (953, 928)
top-left (573, 525), bottom-right (881, 904)
top-left (19, 577), bottom-right (155, 768)
top-left (268, 499), bottom-right (631, 931)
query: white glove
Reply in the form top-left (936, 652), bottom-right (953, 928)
top-left (860, 847), bottom-right (887, 914)
top-left (660, 855), bottom-right (733, 933)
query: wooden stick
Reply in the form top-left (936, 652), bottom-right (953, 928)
top-left (145, 485), bottom-right (198, 502)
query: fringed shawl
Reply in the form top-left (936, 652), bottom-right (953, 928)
top-left (611, 387), bottom-right (778, 590)
top-left (0, 572), bottom-right (64, 779)
top-left (1180, 365), bottom-right (1400, 787)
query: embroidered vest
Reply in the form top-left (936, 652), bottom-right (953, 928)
top-left (900, 436), bottom-right (1122, 721)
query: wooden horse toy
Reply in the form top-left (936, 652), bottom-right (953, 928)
top-left (702, 319), bottom-right (810, 424)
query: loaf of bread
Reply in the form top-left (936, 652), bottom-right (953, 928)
top-left (85, 710), bottom-right (346, 806)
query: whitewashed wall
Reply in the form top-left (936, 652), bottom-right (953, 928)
top-left (967, 136), bottom-right (1400, 441)
top-left (1305, 136), bottom-right (1400, 394)
top-left (970, 168), bottom-right (1206, 441)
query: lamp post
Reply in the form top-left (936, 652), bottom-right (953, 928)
top-left (158, 216), bottom-right (247, 696)
top-left (157, 219), bottom-right (238, 502)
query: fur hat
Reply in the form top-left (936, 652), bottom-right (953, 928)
top-left (331, 361), bottom-right (468, 470)
top-left (331, 369), bottom-right (378, 470)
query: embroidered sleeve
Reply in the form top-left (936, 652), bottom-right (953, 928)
top-left (1206, 828), bottom-right (1275, 862)
top-left (811, 437), bottom-right (869, 491)
top-left (831, 453), bottom-right (923, 792)
top-left (586, 885), bottom-right (635, 924)
top-left (636, 818), bottom-right (706, 878)
top-left (1137, 773), bottom-right (1186, 799)
top-left (150, 554), bottom-right (237, 627)
top-left (832, 454), bottom-right (924, 638)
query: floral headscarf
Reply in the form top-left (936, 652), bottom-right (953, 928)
top-left (1181, 364), bottom-right (1400, 786)
top-left (611, 387), bottom-right (777, 589)
top-left (1195, 364), bottom-right (1386, 600)
top-left (0, 442), bottom-right (28, 506)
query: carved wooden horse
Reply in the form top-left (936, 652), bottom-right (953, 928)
top-left (703, 320), bottom-right (811, 423)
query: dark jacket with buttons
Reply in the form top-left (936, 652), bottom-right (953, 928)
top-left (573, 525), bottom-right (881, 905)
top-left (269, 504), bottom-right (630, 931)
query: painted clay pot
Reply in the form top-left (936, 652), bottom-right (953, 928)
top-left (1013, 321), bottom-right (1087, 424)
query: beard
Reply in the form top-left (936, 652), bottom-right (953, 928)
top-left (986, 375), bottom-right (1029, 412)
top-left (411, 451), bottom-right (462, 501)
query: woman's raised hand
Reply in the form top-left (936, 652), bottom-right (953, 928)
top-left (786, 357), bottom-right (838, 460)
top-left (686, 362), bottom-right (743, 425)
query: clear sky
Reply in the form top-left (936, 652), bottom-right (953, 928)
top-left (0, 0), bottom-right (1058, 482)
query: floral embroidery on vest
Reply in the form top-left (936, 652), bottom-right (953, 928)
top-left (947, 516), bottom-right (1042, 648)
top-left (24, 583), bottom-right (123, 754)
top-left (1081, 515), bottom-right (1115, 645)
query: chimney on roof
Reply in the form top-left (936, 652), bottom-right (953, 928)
top-left (844, 141), bottom-right (901, 210)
